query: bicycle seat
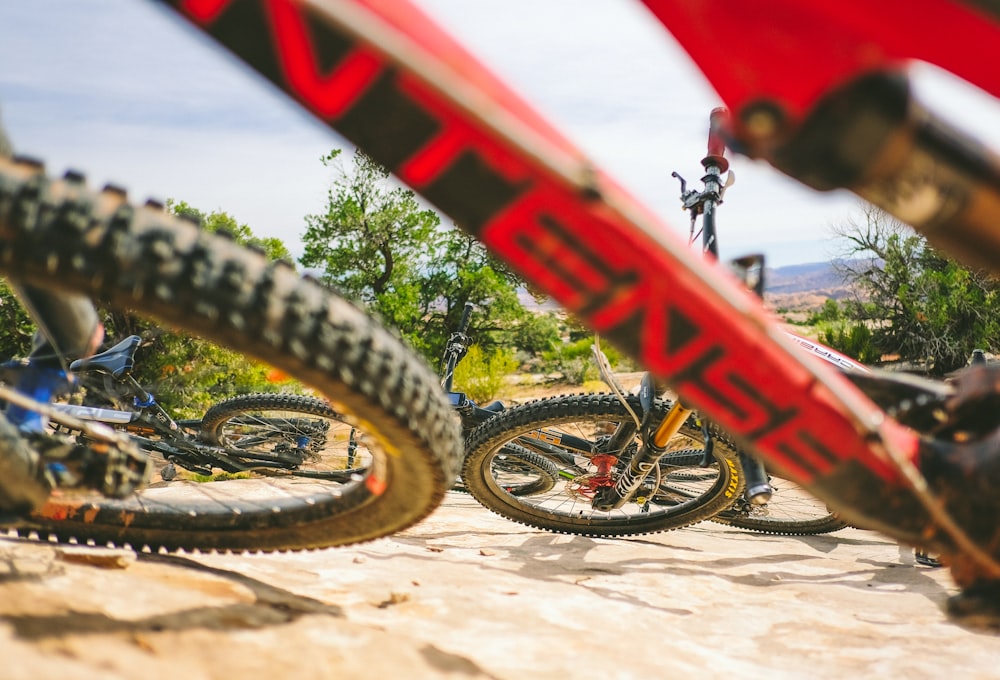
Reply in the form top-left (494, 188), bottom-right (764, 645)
top-left (69, 335), bottom-right (141, 378)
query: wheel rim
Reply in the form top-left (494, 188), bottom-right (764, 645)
top-left (32, 402), bottom-right (389, 538)
top-left (479, 412), bottom-right (730, 529)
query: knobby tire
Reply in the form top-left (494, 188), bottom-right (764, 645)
top-left (0, 156), bottom-right (462, 552)
top-left (711, 476), bottom-right (849, 535)
top-left (462, 393), bottom-right (743, 536)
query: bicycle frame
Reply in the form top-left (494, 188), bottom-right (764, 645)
top-left (46, 336), bottom-right (322, 475)
top-left (436, 302), bottom-right (506, 430)
top-left (57, 336), bottom-right (196, 433)
top-left (157, 0), bottom-right (1000, 581)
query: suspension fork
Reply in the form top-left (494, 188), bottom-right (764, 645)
top-left (592, 401), bottom-right (693, 511)
top-left (738, 450), bottom-right (773, 504)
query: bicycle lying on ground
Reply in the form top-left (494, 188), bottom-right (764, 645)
top-left (20, 333), bottom-right (373, 527)
top-left (460, 118), bottom-right (850, 537)
top-left (457, 132), bottom-right (748, 536)
top-left (674, 116), bottom-right (851, 536)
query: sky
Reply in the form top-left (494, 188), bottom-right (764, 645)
top-left (1, 0), bottom-right (998, 268)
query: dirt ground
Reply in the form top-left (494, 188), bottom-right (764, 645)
top-left (2, 491), bottom-right (999, 680)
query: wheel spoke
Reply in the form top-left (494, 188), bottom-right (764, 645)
top-left (462, 393), bottom-right (743, 536)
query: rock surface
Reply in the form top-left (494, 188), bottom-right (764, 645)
top-left (3, 492), bottom-right (999, 679)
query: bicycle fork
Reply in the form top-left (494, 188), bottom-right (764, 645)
top-left (592, 402), bottom-right (693, 511)
top-left (739, 451), bottom-right (773, 505)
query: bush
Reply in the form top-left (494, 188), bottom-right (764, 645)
top-left (453, 344), bottom-right (518, 403)
top-left (819, 321), bottom-right (878, 365)
top-left (513, 312), bottom-right (561, 356)
top-left (133, 331), bottom-right (301, 419)
top-left (538, 336), bottom-right (627, 384)
top-left (807, 299), bottom-right (843, 325)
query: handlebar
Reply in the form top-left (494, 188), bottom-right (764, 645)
top-left (675, 108), bottom-right (732, 258)
top-left (457, 301), bottom-right (473, 335)
top-left (704, 106), bottom-right (730, 172)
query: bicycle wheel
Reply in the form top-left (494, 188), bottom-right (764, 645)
top-left (199, 393), bottom-right (361, 476)
top-left (462, 393), bottom-right (743, 536)
top-left (711, 476), bottom-right (849, 535)
top-left (0, 156), bottom-right (462, 552)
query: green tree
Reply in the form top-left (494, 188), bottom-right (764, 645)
top-left (300, 149), bottom-right (439, 324)
top-left (830, 205), bottom-right (1000, 375)
top-left (0, 279), bottom-right (36, 360)
top-left (420, 229), bottom-right (528, 360)
top-left (513, 312), bottom-right (562, 356)
top-left (168, 199), bottom-right (292, 261)
top-left (299, 149), bottom-right (531, 362)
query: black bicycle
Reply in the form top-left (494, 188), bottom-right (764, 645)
top-left (40, 334), bottom-right (350, 483)
top-left (669, 110), bottom-right (849, 536)
top-left (439, 303), bottom-right (508, 440)
top-left (460, 110), bottom-right (851, 537)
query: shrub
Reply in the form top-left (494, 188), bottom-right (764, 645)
top-left (820, 321), bottom-right (878, 365)
top-left (538, 336), bottom-right (626, 384)
top-left (454, 344), bottom-right (518, 403)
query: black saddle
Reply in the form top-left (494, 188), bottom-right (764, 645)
top-left (69, 335), bottom-right (141, 379)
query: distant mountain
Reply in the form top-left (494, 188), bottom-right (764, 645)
top-left (765, 261), bottom-right (851, 298)
top-left (519, 260), bottom-right (859, 314)
top-left (764, 260), bottom-right (857, 314)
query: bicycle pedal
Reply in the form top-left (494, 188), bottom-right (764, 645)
top-left (160, 462), bottom-right (178, 482)
top-left (914, 548), bottom-right (943, 568)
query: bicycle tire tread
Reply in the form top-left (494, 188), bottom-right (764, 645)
top-left (0, 156), bottom-right (462, 552)
top-left (462, 392), bottom-right (742, 537)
